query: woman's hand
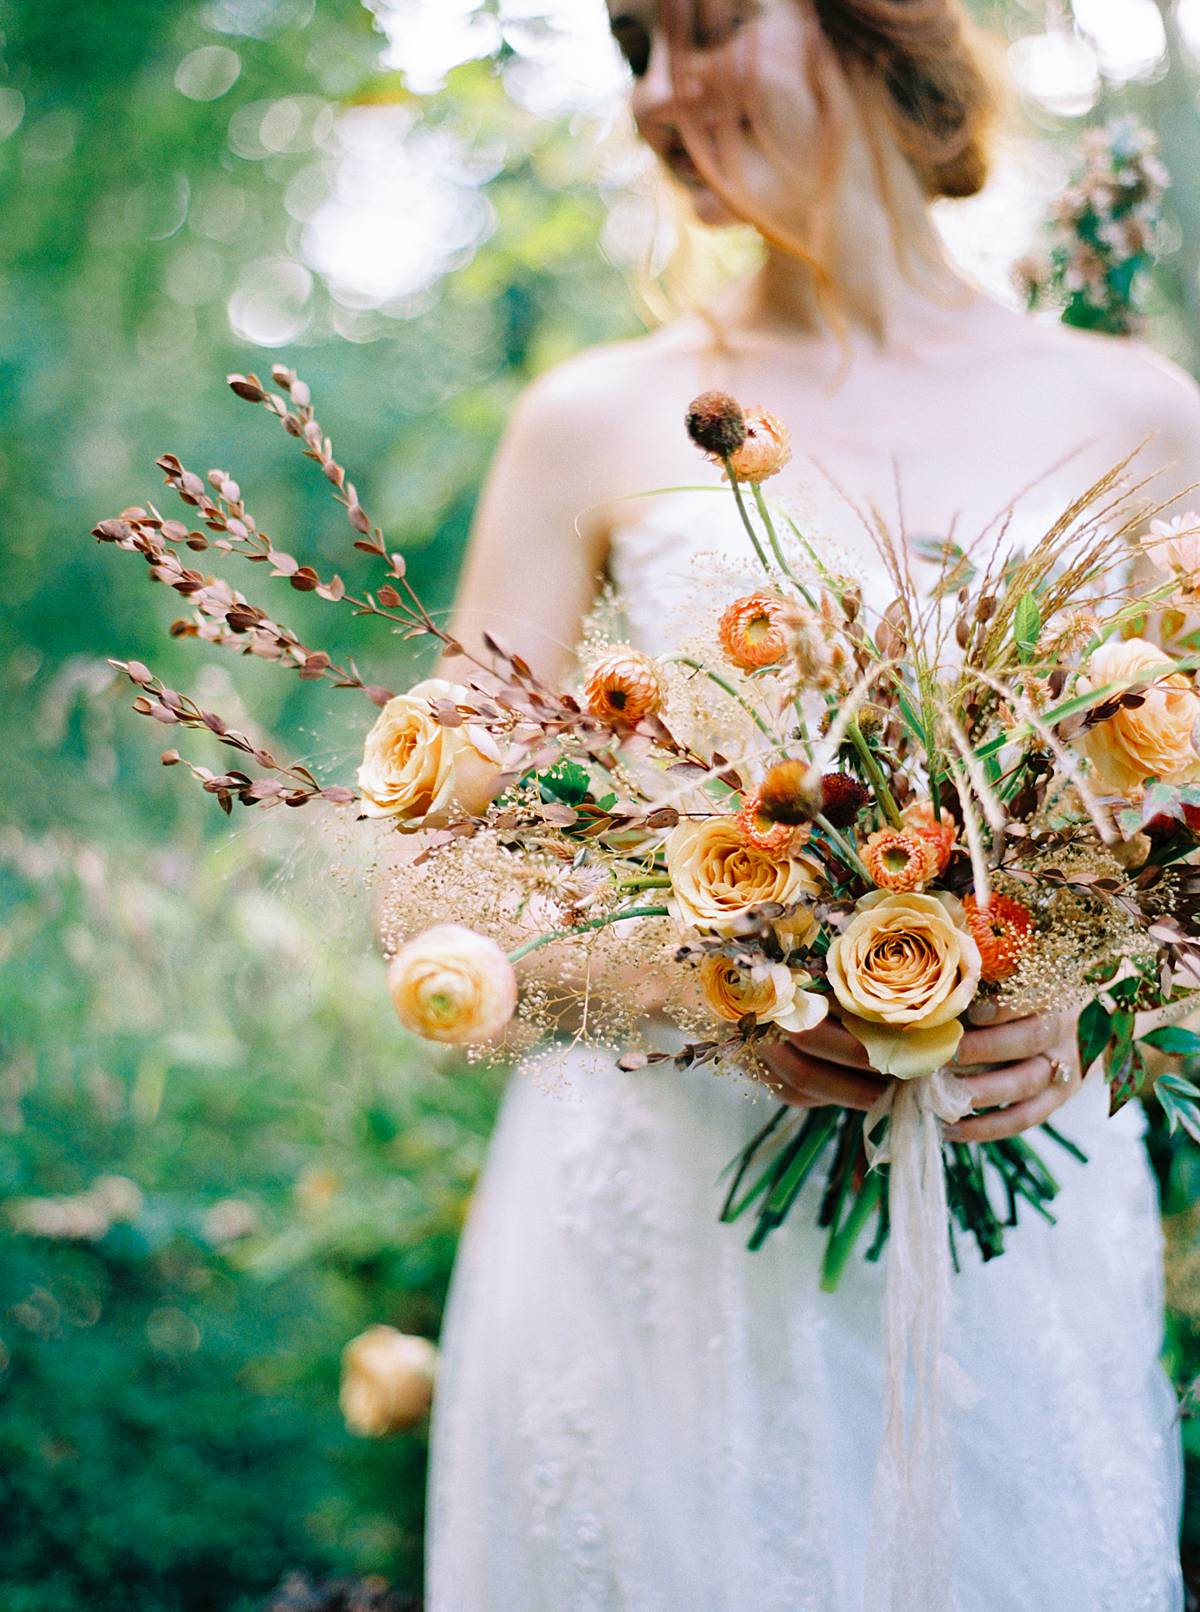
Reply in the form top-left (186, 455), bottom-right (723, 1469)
top-left (944, 1006), bottom-right (1083, 1143)
top-left (756, 1017), bottom-right (892, 1112)
top-left (756, 1006), bottom-right (1084, 1141)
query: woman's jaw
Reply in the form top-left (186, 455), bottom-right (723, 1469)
top-left (621, 0), bottom-right (983, 346)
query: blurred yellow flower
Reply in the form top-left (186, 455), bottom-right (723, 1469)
top-left (387, 923), bottom-right (517, 1044)
top-left (340, 1326), bottom-right (437, 1437)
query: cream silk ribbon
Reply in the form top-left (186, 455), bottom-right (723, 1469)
top-left (861, 1068), bottom-right (977, 1612)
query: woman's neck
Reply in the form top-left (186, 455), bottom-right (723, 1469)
top-left (709, 137), bottom-right (986, 356)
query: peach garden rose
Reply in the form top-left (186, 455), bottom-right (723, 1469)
top-left (1141, 511), bottom-right (1200, 595)
top-left (665, 816), bottom-right (819, 940)
top-left (1077, 637), bottom-right (1200, 796)
top-left (387, 924), bottom-right (518, 1045)
top-left (826, 890), bottom-right (982, 1079)
top-left (699, 955), bottom-right (828, 1035)
top-left (357, 677), bottom-right (502, 827)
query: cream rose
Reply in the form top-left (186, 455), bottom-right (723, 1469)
top-left (1142, 512), bottom-right (1200, 590)
top-left (699, 955), bottom-right (828, 1034)
top-left (387, 924), bottom-right (517, 1044)
top-left (826, 890), bottom-right (982, 1079)
top-left (357, 678), bottom-right (502, 827)
top-left (1077, 638), bottom-right (1200, 797)
top-left (665, 817), bottom-right (819, 939)
top-left (340, 1325), bottom-right (437, 1437)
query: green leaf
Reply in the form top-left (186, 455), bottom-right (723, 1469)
top-left (1013, 593), bottom-right (1042, 662)
top-left (1106, 1015), bottom-right (1142, 1115)
top-left (1077, 997), bottom-right (1112, 1075)
top-left (1108, 976), bottom-right (1143, 1010)
top-left (911, 535), bottom-right (976, 598)
top-left (895, 688), bottom-right (928, 748)
top-left (535, 758), bottom-right (591, 806)
top-left (1141, 1026), bottom-right (1200, 1057)
top-left (1105, 1009), bottom-right (1136, 1076)
top-left (1155, 1071), bottom-right (1200, 1144)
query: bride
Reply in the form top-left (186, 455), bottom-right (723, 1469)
top-left (423, 2), bottom-right (1200, 1607)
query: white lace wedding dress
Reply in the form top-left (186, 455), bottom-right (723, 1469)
top-left (425, 487), bottom-right (1184, 1612)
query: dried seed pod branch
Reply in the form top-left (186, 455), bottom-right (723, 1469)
top-left (226, 366), bottom-right (453, 652)
top-left (154, 451), bottom-right (444, 650)
top-left (93, 512), bottom-right (395, 706)
top-left (110, 658), bottom-right (357, 814)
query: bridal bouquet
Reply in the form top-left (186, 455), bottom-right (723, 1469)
top-left (96, 366), bottom-right (1200, 1292)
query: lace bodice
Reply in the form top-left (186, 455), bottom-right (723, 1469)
top-left (610, 469), bottom-right (1086, 624)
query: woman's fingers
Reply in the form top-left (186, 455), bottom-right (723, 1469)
top-left (758, 1039), bottom-right (889, 1111)
top-left (764, 1012), bottom-right (1085, 1133)
top-left (779, 1016), bottom-right (872, 1070)
top-left (945, 1077), bottom-right (1076, 1142)
top-left (955, 1054), bottom-right (1056, 1110)
top-left (965, 1000), bottom-right (1025, 1027)
top-left (954, 1009), bottom-right (1074, 1070)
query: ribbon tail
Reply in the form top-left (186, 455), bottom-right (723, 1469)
top-left (863, 1069), bottom-right (974, 1612)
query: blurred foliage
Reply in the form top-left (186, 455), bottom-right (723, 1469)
top-left (0, 0), bottom-right (638, 1604)
top-left (0, 821), bottom-right (502, 1609)
top-left (5, 0), bottom-right (1200, 1606)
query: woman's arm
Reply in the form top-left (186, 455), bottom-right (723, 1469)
top-left (401, 348), bottom-right (697, 1024)
top-left (432, 354), bottom-right (622, 685)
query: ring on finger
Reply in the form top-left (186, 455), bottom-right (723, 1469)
top-left (1048, 1056), bottom-right (1071, 1087)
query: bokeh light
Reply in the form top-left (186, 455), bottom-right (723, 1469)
top-left (174, 44), bottom-right (243, 102)
top-left (303, 108), bottom-right (498, 309)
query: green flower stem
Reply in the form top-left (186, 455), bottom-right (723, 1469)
top-left (816, 813), bottom-right (871, 884)
top-left (751, 484), bottom-right (819, 607)
top-left (846, 717), bottom-right (903, 829)
top-left (790, 697), bottom-right (816, 764)
top-left (669, 654), bottom-right (775, 741)
top-left (723, 461), bottom-right (774, 577)
top-left (820, 1168), bottom-right (884, 1293)
top-left (507, 904), bottom-right (671, 964)
top-left (1040, 1122), bottom-right (1089, 1166)
top-left (781, 509), bottom-right (836, 584)
top-left (749, 1107), bottom-right (841, 1251)
top-left (616, 874), bottom-right (672, 893)
top-left (719, 1104), bottom-right (792, 1220)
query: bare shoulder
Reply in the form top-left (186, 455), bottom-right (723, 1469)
top-left (519, 321), bottom-right (701, 442)
top-left (1019, 316), bottom-right (1200, 444)
top-left (470, 317), bottom-right (703, 570)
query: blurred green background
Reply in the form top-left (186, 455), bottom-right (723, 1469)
top-left (6, 1), bottom-right (1200, 1606)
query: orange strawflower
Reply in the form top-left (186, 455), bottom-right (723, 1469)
top-left (901, 800), bottom-right (956, 878)
top-left (862, 828), bottom-right (935, 893)
top-left (737, 788), bottom-right (810, 856)
top-left (727, 407), bottom-right (792, 483)
top-left (583, 646), bottom-right (667, 725)
top-left (718, 592), bottom-right (789, 671)
top-left (963, 893), bottom-right (1034, 983)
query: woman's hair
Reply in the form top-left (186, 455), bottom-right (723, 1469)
top-left (652, 0), bottom-right (1005, 328)
top-left (809, 0), bottom-right (1000, 202)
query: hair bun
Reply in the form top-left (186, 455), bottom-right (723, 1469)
top-left (816, 0), bottom-right (1001, 200)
